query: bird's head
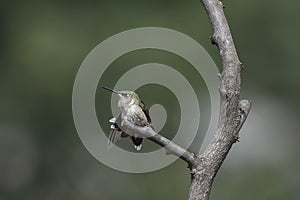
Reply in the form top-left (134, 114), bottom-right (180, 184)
top-left (101, 86), bottom-right (140, 110)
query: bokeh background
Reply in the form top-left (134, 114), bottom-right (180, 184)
top-left (1, 0), bottom-right (300, 199)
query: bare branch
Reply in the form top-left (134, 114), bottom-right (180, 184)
top-left (115, 1), bottom-right (251, 200)
top-left (187, 1), bottom-right (252, 199)
top-left (116, 117), bottom-right (199, 169)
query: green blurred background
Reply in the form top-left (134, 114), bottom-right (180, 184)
top-left (1, 0), bottom-right (300, 199)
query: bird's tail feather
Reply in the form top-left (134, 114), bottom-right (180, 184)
top-left (131, 137), bottom-right (143, 151)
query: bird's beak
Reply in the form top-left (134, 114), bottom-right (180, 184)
top-left (101, 86), bottom-right (120, 94)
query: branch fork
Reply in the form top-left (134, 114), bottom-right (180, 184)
top-left (116, 0), bottom-right (252, 199)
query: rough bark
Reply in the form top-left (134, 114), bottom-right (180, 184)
top-left (187, 1), bottom-right (252, 199)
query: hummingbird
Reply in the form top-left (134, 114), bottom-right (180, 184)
top-left (101, 86), bottom-right (153, 151)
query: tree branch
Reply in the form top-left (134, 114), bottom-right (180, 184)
top-left (116, 117), bottom-right (199, 169)
top-left (187, 1), bottom-right (251, 199)
top-left (116, 1), bottom-right (251, 199)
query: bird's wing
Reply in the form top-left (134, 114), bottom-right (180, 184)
top-left (107, 115), bottom-right (124, 149)
top-left (140, 100), bottom-right (154, 130)
top-left (107, 129), bottom-right (121, 149)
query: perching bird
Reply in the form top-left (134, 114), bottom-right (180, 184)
top-left (101, 86), bottom-right (153, 150)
